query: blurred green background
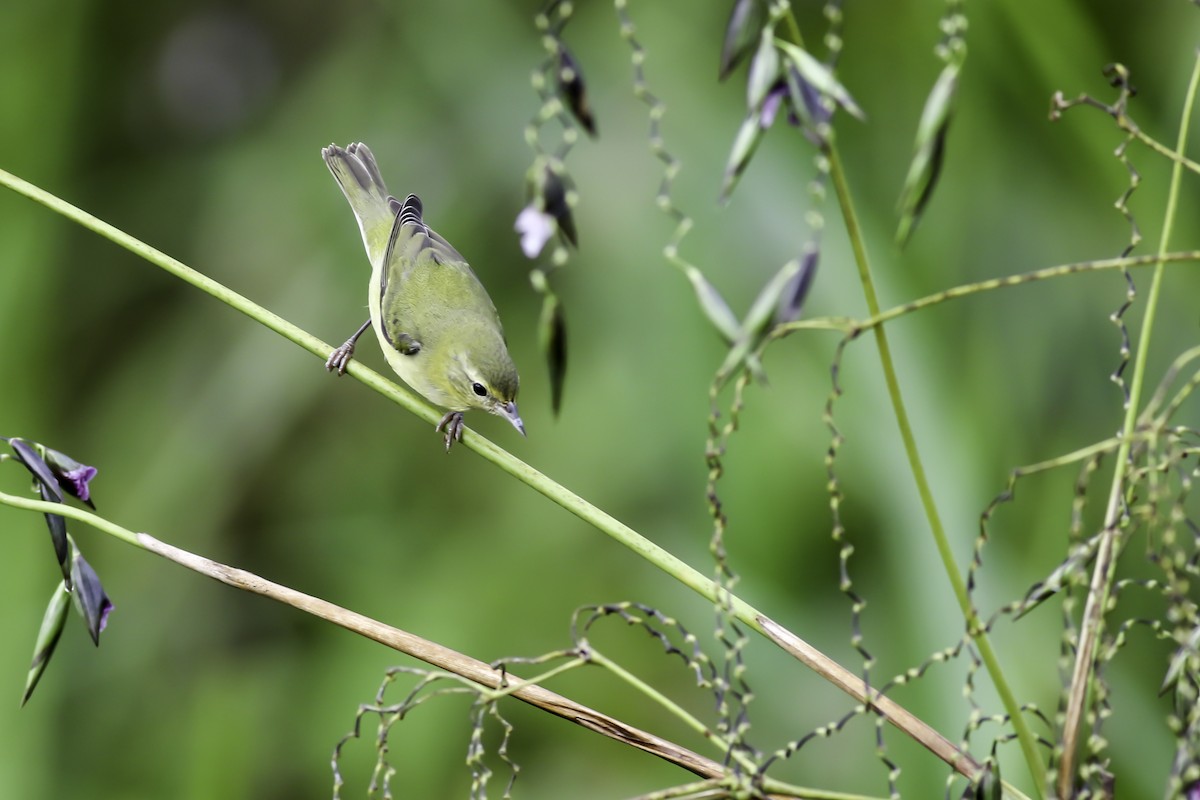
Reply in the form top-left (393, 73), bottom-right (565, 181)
top-left (2, 0), bottom-right (1199, 797)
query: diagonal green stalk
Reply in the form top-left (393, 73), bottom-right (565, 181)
top-left (0, 165), bottom-right (982, 782)
top-left (826, 145), bottom-right (1047, 794)
top-left (779, 4), bottom-right (1044, 787)
top-left (1056, 49), bottom-right (1200, 798)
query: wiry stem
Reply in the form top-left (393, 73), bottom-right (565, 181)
top-left (1056, 49), bottom-right (1200, 799)
top-left (775, 251), bottom-right (1200, 341)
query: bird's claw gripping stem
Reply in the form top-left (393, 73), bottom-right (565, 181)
top-left (325, 319), bottom-right (373, 376)
top-left (435, 411), bottom-right (465, 452)
top-left (325, 341), bottom-right (356, 375)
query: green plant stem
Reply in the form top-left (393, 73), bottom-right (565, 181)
top-left (588, 649), bottom-right (752, 772)
top-left (480, 657), bottom-right (588, 702)
top-left (1117, 117), bottom-right (1200, 175)
top-left (856, 253), bottom-right (1199, 329)
top-left (771, 16), bottom-right (1033, 788)
top-left (826, 145), bottom-right (1047, 795)
top-left (0, 166), bottom-right (981, 782)
top-left (1056, 48), bottom-right (1200, 799)
top-left (772, 251), bottom-right (1200, 342)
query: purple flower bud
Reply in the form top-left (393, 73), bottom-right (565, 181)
top-left (99, 599), bottom-right (114, 634)
top-left (718, 0), bottom-right (766, 81)
top-left (38, 481), bottom-right (70, 584)
top-left (557, 45), bottom-right (596, 137)
top-left (70, 548), bottom-right (114, 646)
top-left (775, 247), bottom-right (819, 325)
top-left (43, 447), bottom-right (97, 506)
top-left (538, 292), bottom-right (567, 416)
top-left (759, 76), bottom-right (813, 133)
top-left (7, 438), bottom-right (63, 503)
top-left (537, 166), bottom-right (577, 247)
top-left (760, 83), bottom-right (786, 128)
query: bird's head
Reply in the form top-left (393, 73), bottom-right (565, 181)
top-left (441, 327), bottom-right (524, 436)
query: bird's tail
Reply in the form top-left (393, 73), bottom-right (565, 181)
top-left (322, 142), bottom-right (397, 267)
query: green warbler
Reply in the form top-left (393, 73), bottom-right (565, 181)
top-left (321, 142), bottom-right (524, 450)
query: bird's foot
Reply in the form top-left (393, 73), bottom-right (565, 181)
top-left (435, 411), bottom-right (465, 452)
top-left (325, 340), bottom-right (357, 375)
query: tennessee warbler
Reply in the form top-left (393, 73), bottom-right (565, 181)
top-left (321, 142), bottom-right (524, 450)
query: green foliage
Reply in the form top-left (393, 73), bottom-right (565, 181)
top-left (2, 1), bottom-right (1200, 799)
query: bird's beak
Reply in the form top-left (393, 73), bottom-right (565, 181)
top-left (501, 401), bottom-right (526, 437)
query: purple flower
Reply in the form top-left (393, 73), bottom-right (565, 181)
top-left (754, 66), bottom-right (835, 148)
top-left (98, 598), bottom-right (114, 634)
top-left (61, 463), bottom-right (97, 503)
top-left (43, 447), bottom-right (97, 505)
top-left (759, 78), bottom-right (806, 130)
top-left (760, 83), bottom-right (786, 127)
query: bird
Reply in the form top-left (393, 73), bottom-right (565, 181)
top-left (321, 142), bottom-right (523, 450)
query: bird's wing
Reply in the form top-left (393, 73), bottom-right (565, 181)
top-left (377, 194), bottom-right (500, 354)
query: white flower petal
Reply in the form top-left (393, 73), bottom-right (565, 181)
top-left (515, 205), bottom-right (555, 258)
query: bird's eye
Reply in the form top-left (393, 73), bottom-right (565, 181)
top-left (472, 382), bottom-right (488, 397)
